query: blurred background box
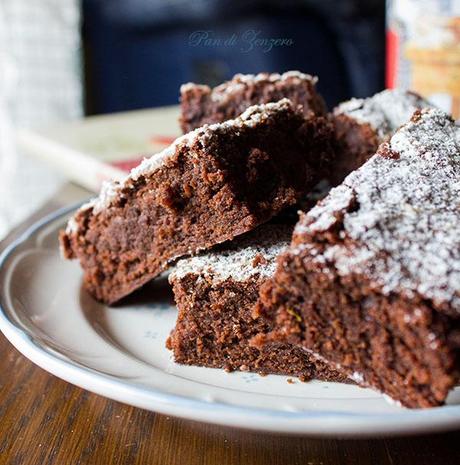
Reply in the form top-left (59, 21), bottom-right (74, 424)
top-left (82, 0), bottom-right (385, 113)
top-left (387, 0), bottom-right (460, 118)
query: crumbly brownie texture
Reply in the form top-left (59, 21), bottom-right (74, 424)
top-left (60, 99), bottom-right (334, 304)
top-left (179, 71), bottom-right (327, 133)
top-left (254, 108), bottom-right (460, 408)
top-left (331, 89), bottom-right (431, 184)
top-left (167, 224), bottom-right (345, 381)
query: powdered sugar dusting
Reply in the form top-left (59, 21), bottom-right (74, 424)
top-left (231, 70), bottom-right (317, 84)
top-left (295, 185), bottom-right (355, 234)
top-left (334, 89), bottom-right (431, 139)
top-left (209, 71), bottom-right (318, 102)
top-left (64, 199), bottom-right (96, 234)
top-left (180, 82), bottom-right (208, 93)
top-left (302, 108), bottom-right (460, 312)
top-left (65, 216), bottom-right (79, 235)
top-left (181, 71), bottom-right (317, 100)
top-left (67, 99), bottom-right (294, 228)
top-left (206, 98), bottom-right (293, 132)
top-left (171, 225), bottom-right (292, 283)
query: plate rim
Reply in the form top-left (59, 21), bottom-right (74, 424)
top-left (1, 205), bottom-right (460, 437)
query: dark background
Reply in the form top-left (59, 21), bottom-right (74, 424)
top-left (82, 0), bottom-right (385, 115)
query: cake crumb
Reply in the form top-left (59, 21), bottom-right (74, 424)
top-left (252, 253), bottom-right (268, 267)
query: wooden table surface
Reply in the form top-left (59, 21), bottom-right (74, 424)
top-left (1, 183), bottom-right (459, 465)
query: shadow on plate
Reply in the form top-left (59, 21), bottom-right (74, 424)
top-left (78, 273), bottom-right (175, 361)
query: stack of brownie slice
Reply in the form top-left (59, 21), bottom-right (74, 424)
top-left (179, 71), bottom-right (327, 132)
top-left (61, 96), bottom-right (334, 303)
top-left (166, 224), bottom-right (346, 382)
top-left (61, 71), bottom-right (460, 408)
top-left (254, 108), bottom-right (460, 408)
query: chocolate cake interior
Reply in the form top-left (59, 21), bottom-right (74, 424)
top-left (168, 224), bottom-right (345, 381)
top-left (61, 99), bottom-right (334, 304)
top-left (254, 109), bottom-right (460, 408)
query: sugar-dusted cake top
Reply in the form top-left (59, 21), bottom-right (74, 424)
top-left (180, 71), bottom-right (318, 99)
top-left (171, 224), bottom-right (292, 283)
top-left (334, 89), bottom-right (431, 138)
top-left (129, 98), bottom-right (295, 182)
top-left (66, 98), bottom-right (296, 234)
top-left (296, 108), bottom-right (460, 312)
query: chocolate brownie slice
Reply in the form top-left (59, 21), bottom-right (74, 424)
top-left (254, 108), bottom-right (460, 408)
top-left (167, 224), bottom-right (345, 381)
top-left (331, 89), bottom-right (431, 184)
top-left (60, 99), bottom-right (334, 304)
top-left (179, 71), bottom-right (327, 133)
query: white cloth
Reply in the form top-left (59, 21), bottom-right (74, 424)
top-left (0, 0), bottom-right (83, 239)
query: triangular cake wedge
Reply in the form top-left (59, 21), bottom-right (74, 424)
top-left (253, 108), bottom-right (460, 408)
top-left (167, 224), bottom-right (346, 381)
top-left (180, 71), bottom-right (327, 133)
top-left (331, 89), bottom-right (431, 184)
top-left (60, 99), bottom-right (334, 304)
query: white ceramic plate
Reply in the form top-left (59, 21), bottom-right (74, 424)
top-left (1, 206), bottom-right (460, 437)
